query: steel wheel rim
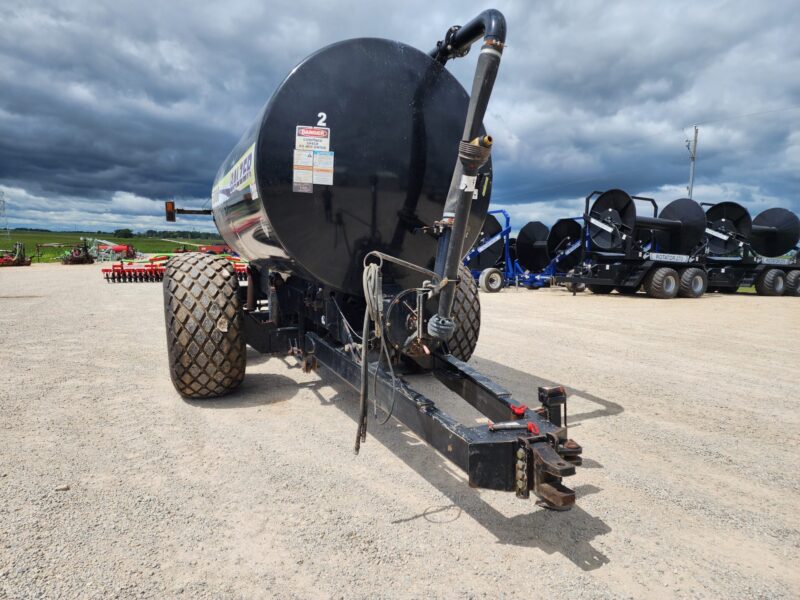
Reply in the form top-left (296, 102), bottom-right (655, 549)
top-left (691, 275), bottom-right (704, 294)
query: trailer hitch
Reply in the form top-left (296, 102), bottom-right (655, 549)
top-left (516, 436), bottom-right (580, 510)
top-left (514, 386), bottom-right (583, 509)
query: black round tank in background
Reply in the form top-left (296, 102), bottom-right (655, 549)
top-left (516, 221), bottom-right (550, 272)
top-left (547, 218), bottom-right (582, 270)
top-left (652, 198), bottom-right (707, 255)
top-left (211, 38), bottom-right (492, 296)
top-left (587, 189), bottom-right (636, 250)
top-left (704, 201), bottom-right (752, 255)
top-left (749, 207), bottom-right (800, 257)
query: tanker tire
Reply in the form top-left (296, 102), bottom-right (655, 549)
top-left (643, 267), bottom-right (679, 299)
top-left (588, 284), bottom-right (614, 294)
top-left (163, 253), bottom-right (246, 399)
top-left (449, 264), bottom-right (481, 362)
top-left (678, 267), bottom-right (707, 298)
top-left (755, 268), bottom-right (785, 296)
top-left (783, 270), bottom-right (800, 296)
top-left (479, 268), bottom-right (504, 293)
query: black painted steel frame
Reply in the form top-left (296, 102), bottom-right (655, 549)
top-left (306, 332), bottom-right (581, 507)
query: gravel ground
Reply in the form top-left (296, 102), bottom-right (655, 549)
top-left (1, 263), bottom-right (798, 599)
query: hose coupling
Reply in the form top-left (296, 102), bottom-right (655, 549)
top-left (427, 314), bottom-right (455, 341)
top-left (458, 139), bottom-right (492, 172)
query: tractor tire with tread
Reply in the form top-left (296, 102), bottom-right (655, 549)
top-left (678, 267), bottom-right (707, 298)
top-left (163, 253), bottom-right (246, 399)
top-left (643, 267), bottom-right (679, 299)
top-left (755, 268), bottom-right (786, 296)
top-left (783, 270), bottom-right (800, 296)
top-left (449, 264), bottom-right (481, 362)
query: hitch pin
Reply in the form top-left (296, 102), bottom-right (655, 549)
top-left (488, 420), bottom-right (540, 434)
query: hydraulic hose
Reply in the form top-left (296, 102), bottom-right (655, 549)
top-left (355, 262), bottom-right (382, 454)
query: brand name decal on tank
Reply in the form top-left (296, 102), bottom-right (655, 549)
top-left (212, 143), bottom-right (256, 207)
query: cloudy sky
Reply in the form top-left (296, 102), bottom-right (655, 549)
top-left (1, 0), bottom-right (798, 232)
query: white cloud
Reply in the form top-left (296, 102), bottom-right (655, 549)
top-left (0, 184), bottom-right (214, 232)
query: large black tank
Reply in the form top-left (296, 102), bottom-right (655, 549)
top-left (211, 38), bottom-right (491, 295)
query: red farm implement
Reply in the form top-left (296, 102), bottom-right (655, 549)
top-left (0, 243), bottom-right (32, 267)
top-left (102, 254), bottom-right (248, 283)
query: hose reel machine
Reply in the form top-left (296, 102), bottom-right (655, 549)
top-left (587, 189), bottom-right (706, 255)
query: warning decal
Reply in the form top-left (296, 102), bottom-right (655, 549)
top-left (293, 124), bottom-right (334, 193)
top-left (312, 151), bottom-right (334, 185)
top-left (295, 126), bottom-right (330, 151)
top-left (292, 149), bottom-right (314, 193)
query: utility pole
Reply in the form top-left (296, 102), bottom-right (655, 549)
top-left (686, 125), bottom-right (699, 199)
top-left (0, 190), bottom-right (8, 238)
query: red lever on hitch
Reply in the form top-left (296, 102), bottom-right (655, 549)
top-left (510, 404), bottom-right (527, 419)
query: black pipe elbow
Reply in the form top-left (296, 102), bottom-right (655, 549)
top-left (430, 9), bottom-right (507, 63)
top-left (476, 8), bottom-right (507, 43)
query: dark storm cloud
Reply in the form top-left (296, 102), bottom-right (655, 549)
top-left (483, 1), bottom-right (800, 220)
top-left (0, 0), bottom-right (798, 231)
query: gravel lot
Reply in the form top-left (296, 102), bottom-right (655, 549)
top-left (1, 263), bottom-right (798, 599)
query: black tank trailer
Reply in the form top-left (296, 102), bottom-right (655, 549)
top-left (161, 10), bottom-right (584, 510)
top-left (703, 203), bottom-right (800, 295)
top-left (557, 189), bottom-right (709, 298)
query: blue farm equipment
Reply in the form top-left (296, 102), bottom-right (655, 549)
top-left (464, 209), bottom-right (583, 292)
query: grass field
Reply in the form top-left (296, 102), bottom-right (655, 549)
top-left (0, 231), bottom-right (223, 262)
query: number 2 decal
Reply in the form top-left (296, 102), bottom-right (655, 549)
top-left (317, 112), bottom-right (327, 127)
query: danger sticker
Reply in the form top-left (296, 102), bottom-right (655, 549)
top-left (296, 126), bottom-right (330, 151)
